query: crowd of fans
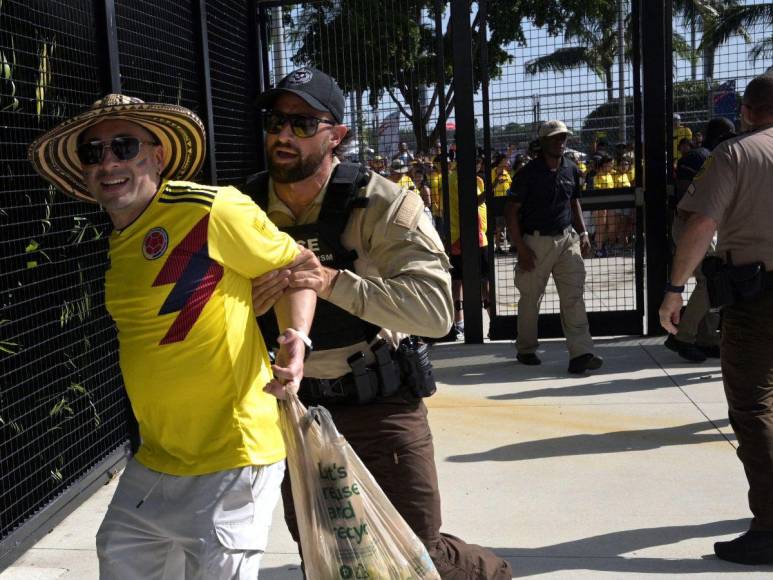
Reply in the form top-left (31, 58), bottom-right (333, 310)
top-left (365, 119), bottom-right (709, 265)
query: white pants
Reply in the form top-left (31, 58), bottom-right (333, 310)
top-left (96, 458), bottom-right (285, 580)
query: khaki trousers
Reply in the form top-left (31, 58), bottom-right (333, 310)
top-left (515, 230), bottom-right (594, 358)
top-left (671, 214), bottom-right (720, 346)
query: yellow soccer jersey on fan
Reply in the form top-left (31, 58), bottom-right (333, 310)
top-left (427, 171), bottom-right (444, 216)
top-left (397, 174), bottom-right (417, 190)
top-left (105, 181), bottom-right (299, 476)
top-left (448, 172), bottom-right (487, 251)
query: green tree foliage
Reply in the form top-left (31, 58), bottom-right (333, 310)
top-left (284, 0), bottom-right (606, 152)
top-left (700, 2), bottom-right (773, 64)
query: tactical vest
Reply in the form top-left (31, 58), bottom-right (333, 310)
top-left (243, 163), bottom-right (381, 352)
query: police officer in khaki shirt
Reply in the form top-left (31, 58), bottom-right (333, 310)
top-left (660, 73), bottom-right (773, 565)
top-left (245, 67), bottom-right (512, 579)
top-left (505, 120), bottom-right (603, 374)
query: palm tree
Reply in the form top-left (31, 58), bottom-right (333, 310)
top-left (525, 3), bottom-right (692, 102)
top-left (525, 8), bottom-right (620, 102)
top-left (673, 0), bottom-right (739, 81)
top-left (701, 2), bottom-right (773, 65)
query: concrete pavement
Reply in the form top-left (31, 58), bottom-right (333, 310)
top-left (3, 336), bottom-right (772, 579)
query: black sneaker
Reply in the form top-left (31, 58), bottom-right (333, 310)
top-left (568, 353), bottom-right (604, 374)
top-left (664, 335), bottom-right (707, 363)
top-left (516, 353), bottom-right (541, 365)
top-left (697, 344), bottom-right (720, 358)
top-left (714, 530), bottom-right (773, 565)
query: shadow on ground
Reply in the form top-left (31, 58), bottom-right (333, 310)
top-left (487, 371), bottom-right (719, 400)
top-left (497, 519), bottom-right (766, 576)
top-left (429, 339), bottom-right (720, 389)
top-left (257, 520), bottom-right (761, 578)
top-left (447, 419), bottom-right (733, 463)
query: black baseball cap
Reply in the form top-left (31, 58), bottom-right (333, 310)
top-left (257, 67), bottom-right (345, 123)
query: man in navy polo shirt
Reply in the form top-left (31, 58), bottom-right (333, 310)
top-left (505, 120), bottom-right (603, 374)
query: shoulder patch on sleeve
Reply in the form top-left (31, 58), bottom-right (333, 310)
top-left (392, 193), bottom-right (423, 229)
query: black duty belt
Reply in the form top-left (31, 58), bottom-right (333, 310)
top-left (523, 226), bottom-right (572, 236)
top-left (299, 355), bottom-right (402, 406)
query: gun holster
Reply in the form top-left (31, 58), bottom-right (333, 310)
top-left (702, 254), bottom-right (766, 308)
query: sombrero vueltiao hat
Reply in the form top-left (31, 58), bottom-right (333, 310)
top-left (28, 94), bottom-right (206, 203)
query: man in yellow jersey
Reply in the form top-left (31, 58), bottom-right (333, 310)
top-left (447, 159), bottom-right (490, 337)
top-left (426, 161), bottom-right (445, 234)
top-left (673, 113), bottom-right (693, 161)
top-left (29, 94), bottom-right (316, 579)
top-left (247, 67), bottom-right (512, 579)
top-left (388, 157), bottom-right (418, 190)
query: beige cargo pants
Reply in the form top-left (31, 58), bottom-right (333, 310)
top-left (515, 229), bottom-right (594, 359)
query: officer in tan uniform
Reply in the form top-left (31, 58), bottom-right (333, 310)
top-left (660, 73), bottom-right (773, 565)
top-left (505, 120), bottom-right (603, 374)
top-left (245, 67), bottom-right (512, 579)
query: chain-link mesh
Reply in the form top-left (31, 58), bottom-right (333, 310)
top-left (207, 0), bottom-right (261, 185)
top-left (476, 0), bottom-right (639, 331)
top-left (0, 0), bottom-right (125, 542)
top-left (114, 0), bottom-right (207, 182)
top-left (0, 0), bottom-right (262, 552)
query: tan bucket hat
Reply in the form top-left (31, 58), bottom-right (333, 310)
top-left (28, 94), bottom-right (206, 203)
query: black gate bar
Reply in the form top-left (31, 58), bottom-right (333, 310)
top-left (451, 0), bottom-right (483, 344)
top-left (642, 0), bottom-right (672, 335)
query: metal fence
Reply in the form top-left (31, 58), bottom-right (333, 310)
top-left (0, 0), bottom-right (261, 567)
top-left (256, 0), bottom-right (646, 341)
top-left (474, 0), bottom-right (644, 339)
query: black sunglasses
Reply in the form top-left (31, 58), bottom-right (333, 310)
top-left (262, 111), bottom-right (335, 138)
top-left (76, 136), bottom-right (158, 166)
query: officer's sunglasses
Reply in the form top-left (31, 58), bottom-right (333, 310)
top-left (76, 136), bottom-right (158, 166)
top-left (262, 111), bottom-right (335, 138)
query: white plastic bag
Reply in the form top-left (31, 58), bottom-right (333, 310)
top-left (280, 393), bottom-right (440, 580)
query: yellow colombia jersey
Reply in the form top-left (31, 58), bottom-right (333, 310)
top-left (105, 180), bottom-right (299, 476)
top-left (427, 172), bottom-right (443, 216)
top-left (448, 173), bottom-right (487, 251)
top-left (491, 168), bottom-right (512, 197)
top-left (397, 174), bottom-right (417, 190)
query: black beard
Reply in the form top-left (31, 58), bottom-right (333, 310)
top-left (267, 144), bottom-right (326, 184)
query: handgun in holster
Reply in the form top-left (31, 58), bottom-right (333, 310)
top-left (703, 252), bottom-right (766, 308)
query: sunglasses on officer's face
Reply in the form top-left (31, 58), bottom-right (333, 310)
top-left (262, 111), bottom-right (335, 138)
top-left (76, 136), bottom-right (158, 166)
